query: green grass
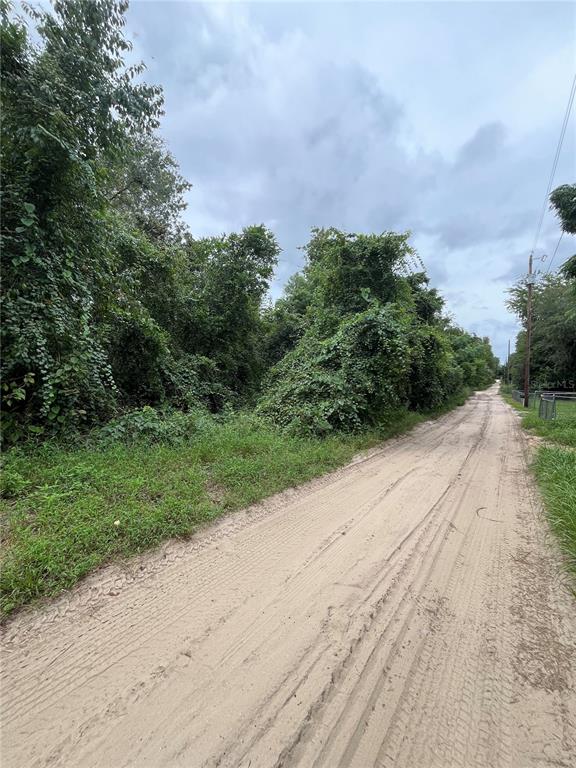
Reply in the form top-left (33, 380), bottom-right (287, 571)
top-left (0, 392), bottom-right (469, 617)
top-left (533, 448), bottom-right (576, 581)
top-left (555, 398), bottom-right (576, 420)
top-left (499, 388), bottom-right (576, 448)
top-left (520, 411), bottom-right (576, 448)
top-left (500, 385), bottom-right (576, 584)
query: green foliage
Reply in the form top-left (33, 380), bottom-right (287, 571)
top-left (0, 0), bottom-right (162, 440)
top-left (406, 272), bottom-right (444, 323)
top-left (507, 274), bottom-right (576, 390)
top-left (259, 302), bottom-right (412, 435)
top-left (180, 226), bottom-right (280, 394)
top-left (448, 328), bottom-right (499, 390)
top-left (0, 468), bottom-right (30, 499)
top-left (550, 183), bottom-right (576, 236)
top-left (302, 227), bottom-right (415, 334)
top-left (550, 181), bottom-right (576, 315)
top-left (1, 2), bottom-right (280, 442)
top-left (260, 229), bottom-right (497, 436)
top-left (262, 273), bottom-right (313, 366)
top-left (93, 406), bottom-right (207, 446)
top-left (408, 325), bottom-right (457, 410)
top-left (563, 255), bottom-right (576, 281)
top-left (107, 133), bottom-right (191, 242)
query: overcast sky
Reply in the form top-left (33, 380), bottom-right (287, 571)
top-left (126, 0), bottom-right (576, 361)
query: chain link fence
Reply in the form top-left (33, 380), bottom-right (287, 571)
top-left (511, 390), bottom-right (539, 408)
top-left (538, 393), bottom-right (576, 421)
top-left (511, 390), bottom-right (576, 421)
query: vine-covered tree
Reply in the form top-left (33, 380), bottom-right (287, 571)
top-left (1, 0), bottom-right (163, 437)
top-left (259, 229), bottom-right (498, 435)
top-left (0, 1), bottom-right (278, 440)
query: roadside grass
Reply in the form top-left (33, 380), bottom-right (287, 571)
top-left (0, 391), bottom-right (469, 617)
top-left (533, 448), bottom-right (576, 580)
top-left (499, 388), bottom-right (576, 448)
top-left (520, 411), bottom-right (576, 449)
top-left (500, 386), bottom-right (576, 585)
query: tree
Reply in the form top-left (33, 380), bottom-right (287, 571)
top-left (507, 274), bottom-right (576, 390)
top-left (302, 227), bottom-right (415, 333)
top-left (550, 184), bottom-right (576, 235)
top-left (1, 0), bottom-right (163, 438)
top-left (550, 183), bottom-right (576, 282)
top-left (258, 228), bottom-right (497, 435)
top-left (107, 134), bottom-right (191, 242)
top-left (258, 302), bottom-right (412, 435)
top-left (446, 329), bottom-right (499, 389)
top-left (181, 226), bottom-right (280, 395)
top-left (262, 273), bottom-right (314, 367)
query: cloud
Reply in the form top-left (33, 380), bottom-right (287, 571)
top-left (455, 122), bottom-right (507, 168)
top-left (126, 1), bottom-right (575, 361)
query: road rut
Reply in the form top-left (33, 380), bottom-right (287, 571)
top-left (1, 386), bottom-right (575, 767)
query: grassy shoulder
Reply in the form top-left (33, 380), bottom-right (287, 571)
top-left (533, 448), bottom-right (576, 579)
top-left (0, 391), bottom-right (470, 617)
top-left (500, 387), bottom-right (576, 448)
top-left (500, 386), bottom-right (576, 583)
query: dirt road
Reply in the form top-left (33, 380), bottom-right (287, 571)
top-left (2, 387), bottom-right (575, 767)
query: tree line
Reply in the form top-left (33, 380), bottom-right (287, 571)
top-left (507, 184), bottom-right (576, 392)
top-left (1, 0), bottom-right (499, 445)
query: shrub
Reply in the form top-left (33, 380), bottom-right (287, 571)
top-left (93, 406), bottom-right (207, 447)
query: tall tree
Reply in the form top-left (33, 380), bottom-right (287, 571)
top-left (507, 274), bottom-right (576, 389)
top-left (107, 134), bottom-right (191, 242)
top-left (182, 226), bottom-right (280, 394)
top-left (1, 0), bottom-right (163, 438)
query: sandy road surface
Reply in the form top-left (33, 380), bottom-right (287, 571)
top-left (2, 387), bottom-right (575, 767)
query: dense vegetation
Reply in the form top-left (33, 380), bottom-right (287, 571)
top-left (0, 1), bottom-right (499, 614)
top-left (1, 1), bottom-right (497, 445)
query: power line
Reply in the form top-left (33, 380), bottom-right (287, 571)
top-left (531, 73), bottom-right (576, 258)
top-left (522, 72), bottom-right (575, 409)
top-left (544, 230), bottom-right (565, 276)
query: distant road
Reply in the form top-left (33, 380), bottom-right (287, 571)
top-left (2, 385), bottom-right (575, 767)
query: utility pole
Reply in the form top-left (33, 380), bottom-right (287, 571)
top-left (507, 339), bottom-right (511, 386)
top-left (523, 252), bottom-right (534, 408)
